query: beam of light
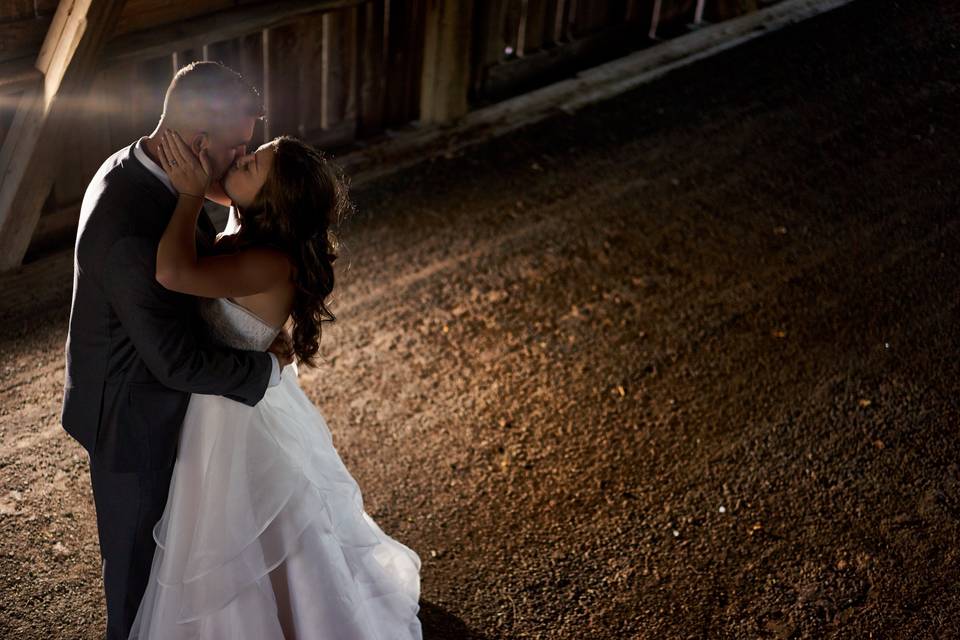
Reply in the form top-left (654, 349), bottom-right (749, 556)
top-left (0, 86), bottom-right (158, 118)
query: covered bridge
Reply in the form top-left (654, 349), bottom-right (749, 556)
top-left (0, 0), bottom-right (777, 271)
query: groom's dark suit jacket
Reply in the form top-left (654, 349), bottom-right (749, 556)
top-left (61, 140), bottom-right (272, 472)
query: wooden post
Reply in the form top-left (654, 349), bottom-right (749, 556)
top-left (419, 0), bottom-right (475, 125)
top-left (0, 0), bottom-right (126, 271)
top-left (469, 0), bottom-right (508, 99)
top-left (357, 0), bottom-right (387, 138)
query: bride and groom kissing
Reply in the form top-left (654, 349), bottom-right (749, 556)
top-left (60, 60), bottom-right (422, 639)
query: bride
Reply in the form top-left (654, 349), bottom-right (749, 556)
top-left (127, 129), bottom-right (422, 639)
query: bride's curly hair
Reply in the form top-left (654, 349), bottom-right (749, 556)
top-left (231, 135), bottom-right (353, 367)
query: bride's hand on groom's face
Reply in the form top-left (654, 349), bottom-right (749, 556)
top-left (157, 130), bottom-right (212, 198)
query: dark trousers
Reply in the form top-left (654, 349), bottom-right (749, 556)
top-left (89, 454), bottom-right (175, 640)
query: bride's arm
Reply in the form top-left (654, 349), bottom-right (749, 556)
top-left (154, 130), bottom-right (290, 298)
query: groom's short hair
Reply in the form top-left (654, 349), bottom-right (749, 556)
top-left (161, 61), bottom-right (264, 131)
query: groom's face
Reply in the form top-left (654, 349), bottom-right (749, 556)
top-left (200, 116), bottom-right (258, 181)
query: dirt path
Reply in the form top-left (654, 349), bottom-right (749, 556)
top-left (2, 0), bottom-right (960, 637)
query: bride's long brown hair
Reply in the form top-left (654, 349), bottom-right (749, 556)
top-left (228, 135), bottom-right (353, 367)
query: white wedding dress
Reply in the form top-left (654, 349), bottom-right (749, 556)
top-left (128, 297), bottom-right (423, 639)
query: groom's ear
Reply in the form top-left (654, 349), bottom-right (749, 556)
top-left (190, 132), bottom-right (209, 157)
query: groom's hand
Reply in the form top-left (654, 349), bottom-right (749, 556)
top-left (268, 329), bottom-right (295, 368)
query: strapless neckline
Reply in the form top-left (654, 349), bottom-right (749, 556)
top-left (223, 297), bottom-right (282, 332)
top-left (197, 297), bottom-right (281, 352)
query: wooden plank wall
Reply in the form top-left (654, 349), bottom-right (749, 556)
top-left (469, 0), bottom-right (778, 104)
top-left (0, 0), bottom-right (781, 260)
top-left (471, 0), bottom-right (653, 103)
top-left (0, 0), bottom-right (425, 259)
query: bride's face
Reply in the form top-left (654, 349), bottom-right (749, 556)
top-left (222, 143), bottom-right (275, 210)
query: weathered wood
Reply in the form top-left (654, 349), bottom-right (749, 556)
top-left (103, 0), bottom-right (368, 68)
top-left (705, 0), bottom-right (760, 22)
top-left (560, 0), bottom-right (578, 41)
top-left (51, 122), bottom-right (90, 206)
top-left (0, 90), bottom-right (22, 152)
top-left (310, 117), bottom-right (357, 150)
top-left (469, 0), bottom-right (508, 97)
top-left (263, 23), bottom-right (301, 139)
top-left (0, 59), bottom-right (42, 95)
top-left (357, 0), bottom-right (387, 137)
top-left (80, 70), bottom-right (117, 181)
top-left (297, 12), bottom-right (328, 138)
top-left (384, 0), bottom-right (426, 125)
top-left (34, 0), bottom-right (60, 16)
top-left (543, 0), bottom-right (565, 45)
top-left (0, 0), bottom-right (35, 21)
top-left (28, 204), bottom-right (81, 257)
top-left (204, 32), bottom-right (267, 145)
top-left (523, 0), bottom-right (551, 54)
top-left (113, 0), bottom-right (233, 37)
top-left (321, 8), bottom-right (358, 132)
top-left (482, 20), bottom-right (638, 101)
top-left (502, 0), bottom-right (522, 55)
top-left (204, 38), bottom-right (241, 68)
top-left (575, 0), bottom-right (628, 36)
top-left (0, 0), bottom-right (127, 271)
top-left (10, 0), bottom-right (854, 273)
top-left (239, 32), bottom-right (268, 147)
top-left (135, 55), bottom-right (172, 133)
top-left (656, 0), bottom-right (698, 31)
top-left (102, 62), bottom-right (139, 149)
top-left (341, 0), bottom-right (857, 186)
top-left (420, 0), bottom-right (475, 125)
top-left (0, 17), bottom-right (52, 64)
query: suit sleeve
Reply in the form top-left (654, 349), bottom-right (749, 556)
top-left (102, 235), bottom-right (272, 405)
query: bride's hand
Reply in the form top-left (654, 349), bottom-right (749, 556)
top-left (157, 130), bottom-right (212, 198)
top-left (268, 329), bottom-right (295, 368)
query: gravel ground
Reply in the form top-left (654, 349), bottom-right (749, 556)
top-left (2, 0), bottom-right (960, 637)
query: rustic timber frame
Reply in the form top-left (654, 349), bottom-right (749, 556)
top-left (0, 0), bottom-right (786, 271)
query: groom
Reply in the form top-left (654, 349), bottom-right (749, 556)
top-left (60, 61), bottom-right (290, 639)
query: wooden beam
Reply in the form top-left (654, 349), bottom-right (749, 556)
top-left (420, 0), bottom-right (475, 125)
top-left (102, 0), bottom-right (368, 68)
top-left (0, 0), bottom-right (127, 271)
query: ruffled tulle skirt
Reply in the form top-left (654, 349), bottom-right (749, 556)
top-left (128, 365), bottom-right (423, 639)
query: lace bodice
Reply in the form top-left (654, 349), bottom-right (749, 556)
top-left (198, 297), bottom-right (280, 352)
